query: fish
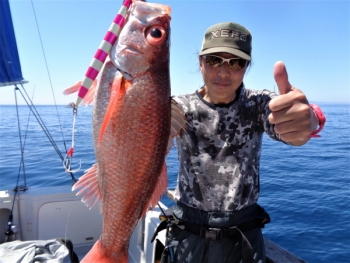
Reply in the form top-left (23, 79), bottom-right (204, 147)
top-left (63, 1), bottom-right (185, 262)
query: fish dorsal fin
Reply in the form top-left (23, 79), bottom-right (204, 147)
top-left (72, 163), bottom-right (101, 210)
top-left (63, 81), bottom-right (81, 95)
top-left (98, 75), bottom-right (131, 145)
top-left (166, 99), bottom-right (187, 153)
top-left (141, 161), bottom-right (168, 217)
top-left (82, 79), bottom-right (98, 105)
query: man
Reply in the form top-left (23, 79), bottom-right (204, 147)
top-left (160, 22), bottom-right (325, 263)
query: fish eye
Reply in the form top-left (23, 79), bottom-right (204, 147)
top-left (146, 25), bottom-right (167, 46)
top-left (150, 28), bottom-right (162, 38)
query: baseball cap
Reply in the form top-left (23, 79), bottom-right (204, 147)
top-left (199, 22), bottom-right (252, 61)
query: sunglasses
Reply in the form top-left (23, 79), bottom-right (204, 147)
top-left (202, 55), bottom-right (247, 69)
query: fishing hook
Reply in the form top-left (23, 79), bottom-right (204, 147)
top-left (63, 153), bottom-right (81, 173)
top-left (63, 102), bottom-right (81, 173)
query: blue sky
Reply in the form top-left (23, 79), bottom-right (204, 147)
top-left (1, 0), bottom-right (349, 105)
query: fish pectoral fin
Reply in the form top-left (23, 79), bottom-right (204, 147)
top-left (166, 99), bottom-right (187, 153)
top-left (98, 74), bottom-right (122, 145)
top-left (98, 74), bottom-right (132, 145)
top-left (142, 161), bottom-right (168, 217)
top-left (72, 163), bottom-right (101, 209)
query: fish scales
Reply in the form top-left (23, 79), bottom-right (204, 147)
top-left (95, 63), bottom-right (171, 256)
top-left (72, 1), bottom-right (173, 262)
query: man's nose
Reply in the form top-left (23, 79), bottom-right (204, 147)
top-left (217, 62), bottom-right (231, 76)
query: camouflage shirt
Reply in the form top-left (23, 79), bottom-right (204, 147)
top-left (173, 86), bottom-right (281, 211)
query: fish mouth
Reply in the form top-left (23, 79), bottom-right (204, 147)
top-left (115, 45), bottom-right (143, 79)
top-left (124, 46), bottom-right (143, 55)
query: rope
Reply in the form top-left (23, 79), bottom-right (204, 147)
top-left (17, 86), bottom-right (65, 161)
top-left (5, 86), bottom-right (31, 241)
top-left (17, 85), bottom-right (78, 182)
top-left (13, 86), bottom-right (36, 190)
top-left (14, 86), bottom-right (27, 187)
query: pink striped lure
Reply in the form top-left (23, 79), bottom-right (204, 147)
top-left (64, 0), bottom-right (135, 171)
top-left (75, 0), bottom-right (133, 107)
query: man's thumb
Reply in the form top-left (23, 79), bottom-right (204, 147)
top-left (274, 61), bottom-right (292, 95)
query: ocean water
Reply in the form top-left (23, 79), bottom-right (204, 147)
top-left (0, 103), bottom-right (349, 263)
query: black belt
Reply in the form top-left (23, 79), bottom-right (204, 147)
top-left (173, 217), bottom-right (267, 241)
top-left (174, 217), bottom-right (268, 263)
top-left (152, 209), bottom-right (269, 263)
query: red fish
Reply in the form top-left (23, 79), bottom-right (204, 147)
top-left (64, 1), bottom-right (184, 262)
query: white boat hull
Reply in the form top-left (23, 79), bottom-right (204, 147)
top-left (0, 185), bottom-right (165, 262)
top-left (0, 186), bottom-right (307, 262)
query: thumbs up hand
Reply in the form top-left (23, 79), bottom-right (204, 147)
top-left (268, 61), bottom-right (319, 145)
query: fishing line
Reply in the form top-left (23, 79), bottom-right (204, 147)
top-left (64, 203), bottom-right (75, 243)
top-left (29, 0), bottom-right (67, 148)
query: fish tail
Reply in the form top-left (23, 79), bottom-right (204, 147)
top-left (81, 240), bottom-right (128, 263)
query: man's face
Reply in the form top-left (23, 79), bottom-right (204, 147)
top-left (199, 52), bottom-right (248, 104)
